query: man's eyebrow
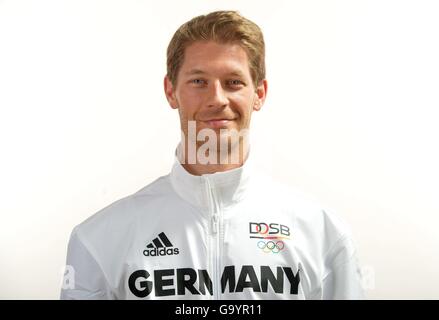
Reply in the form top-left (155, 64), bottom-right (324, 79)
top-left (227, 70), bottom-right (246, 78)
top-left (185, 69), bottom-right (206, 75)
top-left (184, 69), bottom-right (247, 78)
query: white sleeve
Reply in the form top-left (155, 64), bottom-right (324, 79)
top-left (321, 235), bottom-right (365, 300)
top-left (60, 228), bottom-right (113, 300)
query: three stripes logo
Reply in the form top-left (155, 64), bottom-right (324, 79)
top-left (143, 232), bottom-right (180, 257)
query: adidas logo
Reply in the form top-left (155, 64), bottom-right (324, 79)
top-left (143, 232), bottom-right (180, 257)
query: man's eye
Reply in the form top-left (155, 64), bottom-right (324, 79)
top-left (191, 79), bottom-right (206, 85)
top-left (228, 80), bottom-right (244, 86)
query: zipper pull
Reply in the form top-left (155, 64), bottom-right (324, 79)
top-left (212, 214), bottom-right (218, 234)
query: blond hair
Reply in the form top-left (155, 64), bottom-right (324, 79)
top-left (166, 10), bottom-right (265, 88)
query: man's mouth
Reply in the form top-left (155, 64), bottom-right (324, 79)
top-left (201, 118), bottom-right (235, 128)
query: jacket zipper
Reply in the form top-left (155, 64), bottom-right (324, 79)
top-left (204, 176), bottom-right (221, 300)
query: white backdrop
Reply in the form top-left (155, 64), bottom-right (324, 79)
top-left (1, 0), bottom-right (438, 299)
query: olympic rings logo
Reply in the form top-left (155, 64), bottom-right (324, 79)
top-left (257, 240), bottom-right (285, 253)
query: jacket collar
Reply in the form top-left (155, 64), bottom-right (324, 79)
top-left (170, 143), bottom-right (254, 210)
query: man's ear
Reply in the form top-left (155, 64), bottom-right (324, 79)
top-left (253, 79), bottom-right (268, 111)
top-left (164, 75), bottom-right (178, 109)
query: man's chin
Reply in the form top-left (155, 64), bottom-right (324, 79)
top-left (181, 119), bottom-right (248, 150)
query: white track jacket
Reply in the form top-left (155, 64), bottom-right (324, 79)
top-left (60, 145), bottom-right (365, 300)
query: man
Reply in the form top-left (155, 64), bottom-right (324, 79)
top-left (60, 10), bottom-right (364, 300)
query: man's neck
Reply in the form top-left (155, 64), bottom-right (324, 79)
top-left (179, 142), bottom-right (249, 176)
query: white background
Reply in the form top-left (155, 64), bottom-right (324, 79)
top-left (1, 0), bottom-right (438, 299)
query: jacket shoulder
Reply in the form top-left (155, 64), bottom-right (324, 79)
top-left (259, 173), bottom-right (355, 256)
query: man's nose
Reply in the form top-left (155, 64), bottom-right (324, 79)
top-left (206, 80), bottom-right (228, 108)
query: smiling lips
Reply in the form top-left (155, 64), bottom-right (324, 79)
top-left (200, 118), bottom-right (235, 128)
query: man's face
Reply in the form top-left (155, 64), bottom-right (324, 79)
top-left (164, 41), bottom-right (267, 151)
